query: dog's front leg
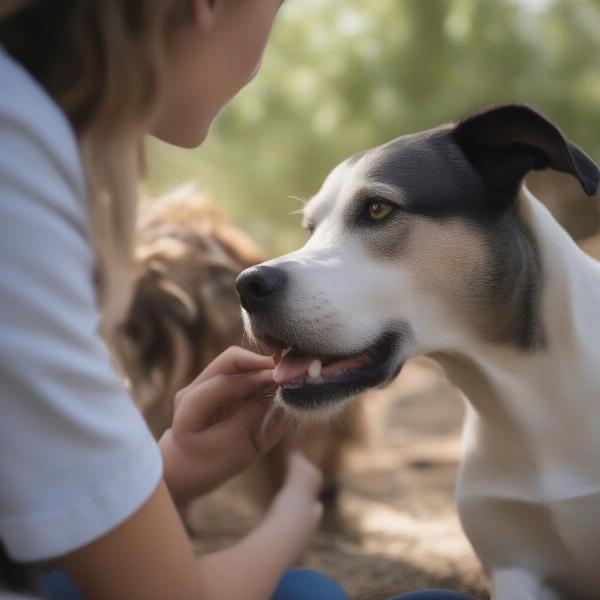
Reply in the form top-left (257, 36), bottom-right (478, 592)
top-left (492, 567), bottom-right (565, 600)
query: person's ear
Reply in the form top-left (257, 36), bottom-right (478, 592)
top-left (453, 104), bottom-right (599, 197)
top-left (191, 0), bottom-right (219, 32)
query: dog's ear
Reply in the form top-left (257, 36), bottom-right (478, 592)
top-left (122, 267), bottom-right (197, 371)
top-left (453, 104), bottom-right (599, 198)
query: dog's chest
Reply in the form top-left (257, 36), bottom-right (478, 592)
top-left (457, 481), bottom-right (600, 599)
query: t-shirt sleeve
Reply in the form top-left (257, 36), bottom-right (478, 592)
top-left (0, 51), bottom-right (163, 562)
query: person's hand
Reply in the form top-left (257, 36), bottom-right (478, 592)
top-left (159, 346), bottom-right (287, 505)
top-left (263, 451), bottom-right (324, 562)
top-left (196, 452), bottom-right (323, 599)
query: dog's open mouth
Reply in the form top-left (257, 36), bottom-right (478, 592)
top-left (265, 333), bottom-right (402, 411)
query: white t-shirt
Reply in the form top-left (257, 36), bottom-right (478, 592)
top-left (0, 48), bottom-right (163, 563)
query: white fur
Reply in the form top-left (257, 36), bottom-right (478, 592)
top-left (446, 189), bottom-right (600, 600)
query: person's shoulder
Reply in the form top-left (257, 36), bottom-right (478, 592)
top-left (0, 47), bottom-right (86, 202)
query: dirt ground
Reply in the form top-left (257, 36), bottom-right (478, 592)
top-left (185, 358), bottom-right (490, 600)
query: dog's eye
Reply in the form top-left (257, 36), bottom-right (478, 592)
top-left (367, 201), bottom-right (394, 221)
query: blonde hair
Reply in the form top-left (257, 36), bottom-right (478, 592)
top-left (0, 0), bottom-right (189, 346)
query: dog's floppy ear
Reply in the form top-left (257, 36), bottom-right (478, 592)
top-left (122, 267), bottom-right (197, 371)
top-left (453, 104), bottom-right (599, 197)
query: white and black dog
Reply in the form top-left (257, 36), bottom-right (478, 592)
top-left (236, 104), bottom-right (600, 600)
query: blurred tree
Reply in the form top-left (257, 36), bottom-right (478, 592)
top-left (148, 0), bottom-right (600, 254)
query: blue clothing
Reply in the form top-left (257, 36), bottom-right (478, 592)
top-left (272, 570), bottom-right (473, 600)
top-left (38, 572), bottom-right (81, 600)
top-left (272, 569), bottom-right (351, 600)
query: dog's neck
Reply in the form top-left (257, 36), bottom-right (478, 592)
top-left (431, 186), bottom-right (600, 497)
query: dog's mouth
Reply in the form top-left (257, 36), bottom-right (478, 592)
top-left (264, 332), bottom-right (403, 411)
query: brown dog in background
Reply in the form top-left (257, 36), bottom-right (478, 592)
top-left (119, 184), bottom-right (366, 508)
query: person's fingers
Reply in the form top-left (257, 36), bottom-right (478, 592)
top-left (186, 346), bottom-right (275, 388)
top-left (173, 347), bottom-right (274, 414)
top-left (270, 451), bottom-right (324, 542)
top-left (206, 393), bottom-right (280, 459)
top-left (284, 451), bottom-right (324, 497)
top-left (173, 369), bottom-right (275, 433)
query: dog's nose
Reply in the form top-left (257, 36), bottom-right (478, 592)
top-left (236, 265), bottom-right (288, 312)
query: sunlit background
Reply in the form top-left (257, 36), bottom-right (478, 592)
top-left (148, 0), bottom-right (600, 254)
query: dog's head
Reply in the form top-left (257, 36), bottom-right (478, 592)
top-left (238, 104), bottom-right (600, 415)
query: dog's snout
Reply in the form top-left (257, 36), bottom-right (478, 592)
top-left (236, 265), bottom-right (287, 312)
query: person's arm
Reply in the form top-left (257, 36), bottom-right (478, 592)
top-left (56, 453), bottom-right (322, 600)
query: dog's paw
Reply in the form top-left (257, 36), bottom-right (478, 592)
top-left (492, 567), bottom-right (565, 600)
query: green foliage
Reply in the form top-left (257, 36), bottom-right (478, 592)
top-left (148, 0), bottom-right (600, 254)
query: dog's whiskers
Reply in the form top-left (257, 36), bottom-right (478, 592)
top-left (259, 402), bottom-right (295, 446)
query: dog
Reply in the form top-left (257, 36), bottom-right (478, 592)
top-left (237, 104), bottom-right (600, 600)
top-left (119, 185), bottom-right (265, 436)
top-left (119, 185), bottom-right (366, 510)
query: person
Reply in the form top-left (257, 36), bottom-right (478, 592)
top-left (0, 1), bottom-right (474, 599)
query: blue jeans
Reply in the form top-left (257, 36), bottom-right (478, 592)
top-left (40, 568), bottom-right (474, 600)
top-left (273, 569), bottom-right (474, 600)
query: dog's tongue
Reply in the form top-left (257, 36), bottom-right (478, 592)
top-left (273, 352), bottom-right (315, 384)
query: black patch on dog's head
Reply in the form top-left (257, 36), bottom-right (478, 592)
top-left (364, 127), bottom-right (498, 222)
top-left (361, 104), bottom-right (599, 224)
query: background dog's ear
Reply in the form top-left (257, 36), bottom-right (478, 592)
top-left (122, 267), bottom-right (197, 371)
top-left (453, 104), bottom-right (599, 197)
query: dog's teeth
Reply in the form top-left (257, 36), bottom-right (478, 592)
top-left (308, 359), bottom-right (322, 379)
